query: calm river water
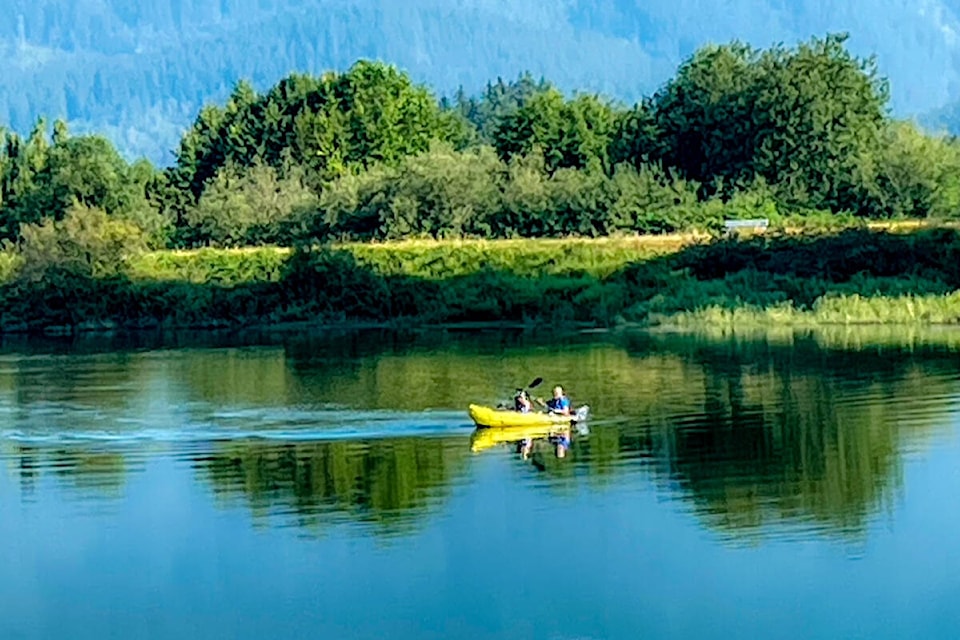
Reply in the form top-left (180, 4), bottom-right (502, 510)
top-left (1, 326), bottom-right (959, 639)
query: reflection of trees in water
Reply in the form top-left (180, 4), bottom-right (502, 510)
top-left (1, 327), bottom-right (958, 542)
top-left (606, 332), bottom-right (960, 541)
top-left (4, 444), bottom-right (127, 497)
top-left (279, 330), bottom-right (622, 412)
top-left (658, 375), bottom-right (899, 540)
top-left (194, 436), bottom-right (469, 537)
top-left (0, 352), bottom-right (144, 409)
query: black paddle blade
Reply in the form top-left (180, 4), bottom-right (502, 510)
top-left (528, 377), bottom-right (543, 389)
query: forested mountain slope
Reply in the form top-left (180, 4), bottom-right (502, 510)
top-left (2, 0), bottom-right (959, 163)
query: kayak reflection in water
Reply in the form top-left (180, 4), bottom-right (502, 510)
top-left (517, 425), bottom-right (574, 460)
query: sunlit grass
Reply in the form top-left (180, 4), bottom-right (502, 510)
top-left (128, 235), bottom-right (703, 283)
top-left (127, 246), bottom-right (291, 285)
top-left (5, 229), bottom-right (960, 330)
top-left (666, 292), bottom-right (960, 326)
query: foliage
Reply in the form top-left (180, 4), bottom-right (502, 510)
top-left (14, 203), bottom-right (148, 283)
top-left (306, 146), bottom-right (736, 241)
top-left (171, 61), bottom-right (465, 199)
top-left (4, 229), bottom-right (960, 332)
top-left (8, 0), bottom-right (960, 165)
top-left (182, 162), bottom-right (319, 247)
top-left (451, 73), bottom-right (554, 143)
top-left (127, 247), bottom-right (290, 287)
top-left (314, 144), bottom-right (505, 241)
top-left (666, 290), bottom-right (960, 326)
top-left (649, 34), bottom-right (889, 213)
top-left (672, 228), bottom-right (960, 284)
top-left (866, 122), bottom-right (960, 219)
top-left (0, 249), bottom-right (22, 285)
top-left (157, 34), bottom-right (960, 243)
top-left (0, 120), bottom-right (166, 244)
top-left (3, 35), bottom-right (959, 253)
top-left (608, 102), bottom-right (660, 170)
top-left (3, 35), bottom-right (960, 332)
top-left (492, 89), bottom-right (619, 173)
top-left (604, 163), bottom-right (716, 234)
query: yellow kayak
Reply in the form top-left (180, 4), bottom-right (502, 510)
top-left (467, 403), bottom-right (589, 428)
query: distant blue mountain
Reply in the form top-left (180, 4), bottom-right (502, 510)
top-left (2, 0), bottom-right (959, 164)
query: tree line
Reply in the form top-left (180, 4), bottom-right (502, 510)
top-left (8, 0), bottom-right (960, 165)
top-left (1, 33), bottom-right (958, 261)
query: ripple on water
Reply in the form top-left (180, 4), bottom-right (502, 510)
top-left (0, 405), bottom-right (475, 446)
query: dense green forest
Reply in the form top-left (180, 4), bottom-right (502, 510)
top-left (4, 0), bottom-right (960, 163)
top-left (2, 34), bottom-right (960, 332)
top-left (2, 34), bottom-right (958, 249)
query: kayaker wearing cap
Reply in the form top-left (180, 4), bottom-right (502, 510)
top-left (545, 386), bottom-right (571, 416)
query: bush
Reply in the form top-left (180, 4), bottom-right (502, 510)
top-left (183, 163), bottom-right (319, 247)
top-left (867, 122), bottom-right (960, 219)
top-left (0, 248), bottom-right (23, 284)
top-left (302, 148), bottom-right (768, 241)
top-left (15, 203), bottom-right (148, 283)
top-left (607, 163), bottom-right (714, 234)
top-left (375, 145), bottom-right (504, 239)
top-left (673, 228), bottom-right (960, 284)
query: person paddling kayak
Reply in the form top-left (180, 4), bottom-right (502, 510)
top-left (545, 386), bottom-right (571, 416)
top-left (514, 389), bottom-right (533, 413)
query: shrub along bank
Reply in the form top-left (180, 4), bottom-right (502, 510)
top-left (2, 227), bottom-right (960, 333)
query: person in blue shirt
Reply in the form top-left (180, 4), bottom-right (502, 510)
top-left (545, 386), bottom-right (571, 416)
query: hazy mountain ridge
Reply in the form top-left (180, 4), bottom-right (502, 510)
top-left (3, 0), bottom-right (960, 164)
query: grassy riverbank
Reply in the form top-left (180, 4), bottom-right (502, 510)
top-left (2, 224), bottom-right (959, 333)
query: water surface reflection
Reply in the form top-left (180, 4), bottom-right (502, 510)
top-left (1, 325), bottom-right (958, 545)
